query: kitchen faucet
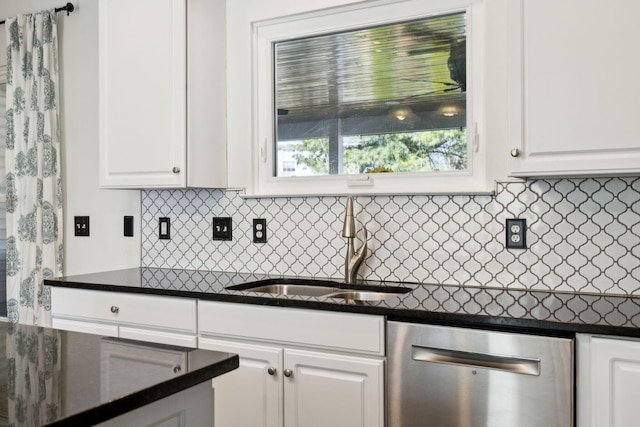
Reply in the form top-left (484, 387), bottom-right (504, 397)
top-left (341, 196), bottom-right (368, 284)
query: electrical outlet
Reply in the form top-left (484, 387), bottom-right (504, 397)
top-left (159, 217), bottom-right (171, 240)
top-left (253, 218), bottom-right (267, 243)
top-left (74, 216), bottom-right (90, 236)
top-left (213, 217), bottom-right (233, 241)
top-left (506, 218), bottom-right (526, 249)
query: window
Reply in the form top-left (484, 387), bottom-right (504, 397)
top-left (274, 13), bottom-right (467, 178)
top-left (253, 0), bottom-right (487, 196)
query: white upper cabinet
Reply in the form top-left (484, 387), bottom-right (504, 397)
top-left (508, 0), bottom-right (640, 177)
top-left (99, 0), bottom-right (227, 188)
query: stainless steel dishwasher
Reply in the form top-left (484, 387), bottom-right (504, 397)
top-left (387, 321), bottom-right (573, 427)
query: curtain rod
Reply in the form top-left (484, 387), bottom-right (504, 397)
top-left (0, 2), bottom-right (75, 25)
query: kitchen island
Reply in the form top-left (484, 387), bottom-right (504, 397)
top-left (0, 321), bottom-right (238, 426)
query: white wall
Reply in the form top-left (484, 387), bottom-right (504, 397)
top-left (0, 0), bottom-right (141, 275)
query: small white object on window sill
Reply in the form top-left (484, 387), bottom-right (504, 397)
top-left (347, 175), bottom-right (374, 187)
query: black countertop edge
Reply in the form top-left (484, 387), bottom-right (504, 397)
top-left (46, 354), bottom-right (239, 427)
top-left (46, 278), bottom-right (640, 340)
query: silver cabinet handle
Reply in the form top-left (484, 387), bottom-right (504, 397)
top-left (172, 167), bottom-right (181, 173)
top-left (173, 366), bottom-right (181, 374)
top-left (510, 148), bottom-right (520, 157)
top-left (267, 367), bottom-right (277, 376)
top-left (110, 306), bottom-right (119, 314)
top-left (283, 369), bottom-right (293, 378)
top-left (411, 345), bottom-right (540, 376)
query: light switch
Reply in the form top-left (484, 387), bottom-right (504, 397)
top-left (124, 216), bottom-right (134, 237)
top-left (159, 217), bottom-right (170, 240)
top-left (74, 216), bottom-right (90, 237)
top-left (213, 217), bottom-right (232, 241)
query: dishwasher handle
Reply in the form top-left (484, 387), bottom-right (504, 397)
top-left (412, 345), bottom-right (540, 376)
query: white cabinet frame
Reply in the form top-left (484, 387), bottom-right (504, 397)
top-left (507, 0), bottom-right (640, 177)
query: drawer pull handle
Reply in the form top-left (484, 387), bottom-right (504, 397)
top-left (172, 166), bottom-right (181, 174)
top-left (110, 306), bottom-right (119, 314)
top-left (412, 345), bottom-right (540, 376)
top-left (267, 367), bottom-right (277, 376)
top-left (510, 148), bottom-right (520, 157)
top-left (283, 369), bottom-right (293, 378)
top-left (173, 366), bottom-right (182, 374)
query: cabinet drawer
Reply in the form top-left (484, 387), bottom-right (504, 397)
top-left (198, 301), bottom-right (385, 356)
top-left (52, 317), bottom-right (119, 337)
top-left (119, 327), bottom-right (198, 347)
top-left (52, 288), bottom-right (197, 333)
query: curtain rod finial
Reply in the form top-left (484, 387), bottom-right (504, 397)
top-left (66, 3), bottom-right (74, 15)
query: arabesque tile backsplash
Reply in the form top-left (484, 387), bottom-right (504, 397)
top-left (141, 177), bottom-right (640, 296)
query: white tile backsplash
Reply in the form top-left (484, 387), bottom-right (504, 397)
top-left (142, 177), bottom-right (640, 296)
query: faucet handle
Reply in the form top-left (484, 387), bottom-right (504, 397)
top-left (342, 196), bottom-right (356, 238)
top-left (355, 227), bottom-right (368, 257)
top-left (346, 226), bottom-right (368, 284)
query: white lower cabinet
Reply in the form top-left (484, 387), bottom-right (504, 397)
top-left (198, 301), bottom-right (385, 427)
top-left (283, 348), bottom-right (383, 427)
top-left (577, 334), bottom-right (640, 427)
top-left (199, 338), bottom-right (282, 427)
top-left (99, 338), bottom-right (189, 401)
top-left (51, 287), bottom-right (197, 347)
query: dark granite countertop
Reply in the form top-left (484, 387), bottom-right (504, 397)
top-left (0, 321), bottom-right (238, 426)
top-left (45, 267), bottom-right (640, 339)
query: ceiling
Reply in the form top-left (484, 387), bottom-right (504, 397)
top-left (275, 12), bottom-right (467, 131)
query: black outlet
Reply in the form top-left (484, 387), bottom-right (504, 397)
top-left (74, 216), bottom-right (90, 237)
top-left (159, 217), bottom-right (171, 240)
top-left (506, 218), bottom-right (527, 249)
top-left (213, 217), bottom-right (232, 241)
top-left (253, 218), bottom-right (267, 243)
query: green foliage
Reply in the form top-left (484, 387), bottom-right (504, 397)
top-left (294, 138), bottom-right (330, 174)
top-left (294, 130), bottom-right (467, 175)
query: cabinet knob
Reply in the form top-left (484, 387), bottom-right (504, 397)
top-left (110, 306), bottom-right (119, 314)
top-left (283, 369), bottom-right (293, 378)
top-left (267, 367), bottom-right (277, 376)
top-left (510, 148), bottom-right (520, 158)
top-left (172, 167), bottom-right (181, 174)
top-left (173, 366), bottom-right (182, 374)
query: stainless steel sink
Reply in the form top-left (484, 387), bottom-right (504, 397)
top-left (227, 279), bottom-right (411, 302)
top-left (243, 284), bottom-right (341, 297)
top-left (326, 291), bottom-right (404, 301)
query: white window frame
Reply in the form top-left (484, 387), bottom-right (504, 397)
top-left (251, 0), bottom-right (488, 197)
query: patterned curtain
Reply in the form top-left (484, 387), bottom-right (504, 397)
top-left (6, 323), bottom-right (63, 425)
top-left (4, 10), bottom-right (64, 326)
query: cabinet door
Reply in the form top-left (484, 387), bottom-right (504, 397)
top-left (283, 348), bottom-right (384, 427)
top-left (508, 0), bottom-right (640, 177)
top-left (100, 338), bottom-right (188, 401)
top-left (587, 336), bottom-right (640, 427)
top-left (199, 337), bottom-right (283, 427)
top-left (99, 0), bottom-right (187, 188)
